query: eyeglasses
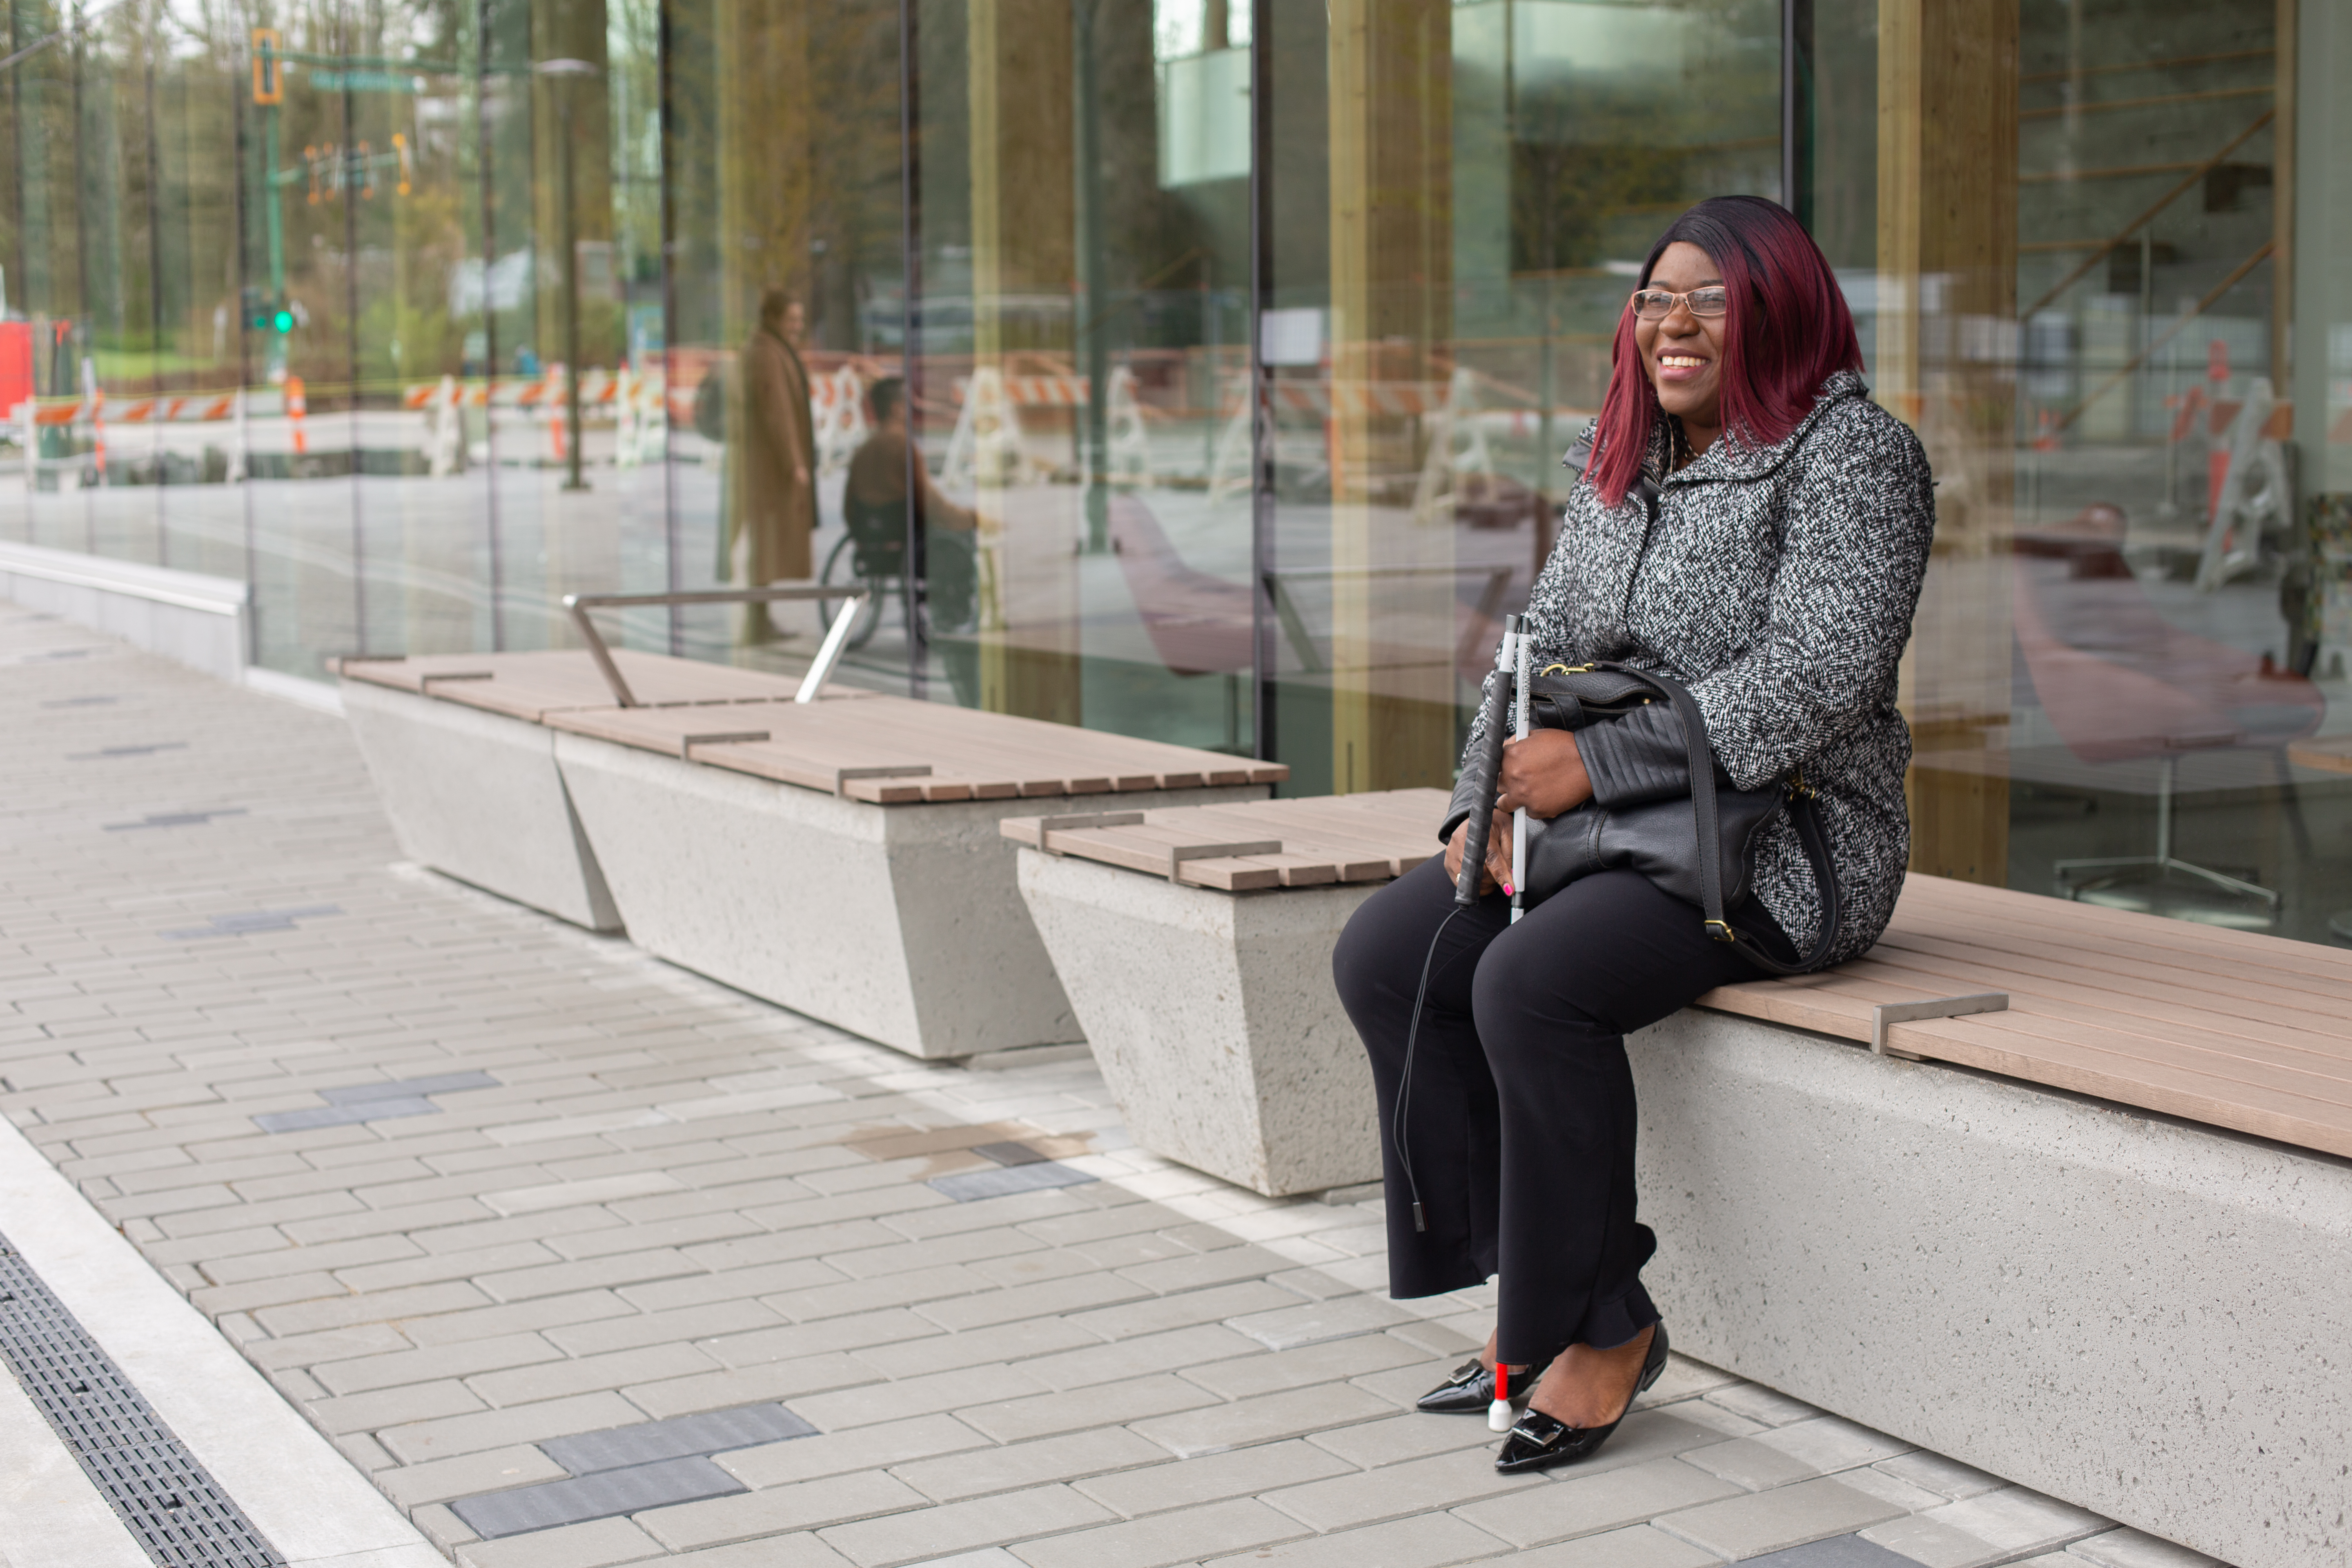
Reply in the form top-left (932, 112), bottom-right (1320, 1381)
top-left (1630, 286), bottom-right (1730, 320)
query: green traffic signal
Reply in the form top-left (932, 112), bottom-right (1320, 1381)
top-left (273, 309), bottom-right (295, 333)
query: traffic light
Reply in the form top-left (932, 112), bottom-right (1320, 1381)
top-left (252, 29), bottom-right (283, 105)
top-left (273, 310), bottom-right (294, 333)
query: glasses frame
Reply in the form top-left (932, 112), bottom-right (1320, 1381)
top-left (1629, 286), bottom-right (1731, 320)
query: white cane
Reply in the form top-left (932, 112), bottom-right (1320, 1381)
top-left (1508, 624), bottom-right (1530, 924)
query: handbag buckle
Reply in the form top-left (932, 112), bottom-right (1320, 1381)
top-left (1704, 919), bottom-right (1738, 944)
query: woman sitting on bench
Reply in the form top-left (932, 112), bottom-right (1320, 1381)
top-left (1332, 196), bottom-right (1935, 1474)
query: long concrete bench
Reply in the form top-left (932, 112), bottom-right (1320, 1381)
top-left (1006, 789), bottom-right (1444, 1195)
top-left (340, 649), bottom-right (1285, 1059)
top-left (544, 690), bottom-right (1281, 1059)
top-left (337, 650), bottom-right (819, 931)
top-left (1009, 804), bottom-right (2349, 1566)
top-left (1652, 874), bottom-right (2352, 1568)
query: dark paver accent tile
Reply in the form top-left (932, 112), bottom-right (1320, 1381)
top-left (323, 1072), bottom-right (500, 1105)
top-left (71, 742), bottom-right (189, 760)
top-left (541, 1401), bottom-right (817, 1475)
top-left (929, 1162), bottom-right (1098, 1203)
top-left (254, 1071), bottom-right (501, 1133)
top-left (254, 1099), bottom-right (441, 1134)
top-left (161, 905), bottom-right (343, 940)
top-left (1741, 1533), bottom-right (1922, 1568)
top-left (105, 808), bottom-right (247, 831)
top-left (971, 1142), bottom-right (1049, 1167)
top-left (449, 1455), bottom-right (743, 1538)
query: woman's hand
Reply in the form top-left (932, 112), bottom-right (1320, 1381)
top-left (1497, 729), bottom-right (1593, 818)
top-left (1442, 816), bottom-right (1517, 898)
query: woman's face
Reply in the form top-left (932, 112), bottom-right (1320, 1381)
top-left (1635, 241), bottom-right (1727, 432)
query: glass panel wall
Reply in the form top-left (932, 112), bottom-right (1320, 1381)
top-left (901, 0), bottom-right (1255, 746)
top-left (1810, 0), bottom-right (2349, 945)
top-left (1259, 0), bottom-right (1783, 796)
top-left (0, 0), bottom-right (2348, 948)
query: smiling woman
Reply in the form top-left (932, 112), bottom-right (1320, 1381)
top-left (1333, 193), bottom-right (1936, 1479)
top-left (1594, 198), bottom-right (1869, 503)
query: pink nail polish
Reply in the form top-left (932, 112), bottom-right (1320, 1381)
top-left (1500, 882), bottom-right (1515, 897)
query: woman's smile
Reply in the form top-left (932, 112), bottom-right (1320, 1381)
top-left (1635, 240), bottom-right (1731, 452)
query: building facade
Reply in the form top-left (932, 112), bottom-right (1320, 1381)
top-left (2, 0), bottom-right (2348, 945)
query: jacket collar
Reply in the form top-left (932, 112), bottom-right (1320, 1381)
top-left (1659, 370), bottom-right (1870, 486)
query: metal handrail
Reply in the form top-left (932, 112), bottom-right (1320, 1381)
top-left (560, 584), bottom-right (870, 708)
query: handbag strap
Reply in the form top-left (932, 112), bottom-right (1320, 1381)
top-left (1601, 664), bottom-right (1842, 975)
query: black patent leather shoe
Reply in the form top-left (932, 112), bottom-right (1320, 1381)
top-left (1494, 1322), bottom-right (1670, 1474)
top-left (1416, 1358), bottom-right (1526, 1415)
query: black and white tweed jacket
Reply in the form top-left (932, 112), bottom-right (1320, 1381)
top-left (1445, 370), bottom-right (1936, 965)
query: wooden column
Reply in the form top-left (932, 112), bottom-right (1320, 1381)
top-left (1879, 0), bottom-right (2017, 886)
top-left (969, 0), bottom-right (1079, 725)
top-left (2273, 0), bottom-right (2296, 394)
top-left (714, 0), bottom-right (812, 343)
top-left (1327, 0), bottom-right (1453, 793)
top-left (532, 0), bottom-right (618, 365)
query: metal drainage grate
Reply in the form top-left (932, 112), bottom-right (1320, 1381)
top-left (0, 1232), bottom-right (283, 1567)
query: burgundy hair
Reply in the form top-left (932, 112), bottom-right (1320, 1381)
top-left (1587, 195), bottom-right (1864, 506)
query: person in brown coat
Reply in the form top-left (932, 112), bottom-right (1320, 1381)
top-left (723, 290), bottom-right (817, 643)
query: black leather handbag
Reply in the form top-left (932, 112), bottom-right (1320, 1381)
top-left (1471, 661), bottom-right (1841, 976)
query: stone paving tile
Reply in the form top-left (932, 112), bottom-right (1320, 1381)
top-left (1129, 1381), bottom-right (1398, 1459)
top-left (1178, 1330), bottom-right (1422, 1400)
top-left (377, 1390), bottom-right (649, 1464)
top-left (1682, 1414), bottom-right (1913, 1490)
top-left (1008, 1495), bottom-right (1308, 1568)
top-left (452, 1514), bottom-right (667, 1568)
top-left (717, 1413), bottom-right (990, 1489)
top-left (1505, 1523), bottom-right (1727, 1568)
top-left (1011, 1323), bottom-right (1263, 1393)
top-left (377, 1445), bottom-right (574, 1508)
top-left (892, 1425), bottom-right (1176, 1505)
top-left (637, 1468), bottom-right (930, 1552)
top-left (1197, 1510), bottom-right (1509, 1568)
top-left (2062, 1530), bottom-right (2227, 1568)
top-left (814, 1483), bottom-right (1116, 1567)
top-left (956, 1370), bottom-right (1224, 1445)
top-left (1657, 1474), bottom-right (1911, 1560)
top-left (1262, 1444), bottom-right (1535, 1532)
top-left (1870, 1452), bottom-right (2007, 1502)
top-left (0, 623), bottom-right (2187, 1568)
top-left (1454, 1455), bottom-right (1741, 1549)
top-left (1073, 1437), bottom-right (1352, 1518)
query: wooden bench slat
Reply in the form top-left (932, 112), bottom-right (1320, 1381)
top-left (1888, 910), bottom-right (2352, 1016)
top-left (1698, 873), bottom-right (2352, 1161)
top-left (1892, 1009), bottom-right (2352, 1159)
top-left (999, 788), bottom-right (1443, 888)
top-left (1867, 928), bottom-right (2352, 1054)
top-left (1900, 873), bottom-right (2352, 988)
top-left (1838, 953), bottom-right (2352, 1099)
top-left (540, 692), bottom-right (1273, 801)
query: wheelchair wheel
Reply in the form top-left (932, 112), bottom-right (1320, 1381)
top-left (816, 532), bottom-right (888, 651)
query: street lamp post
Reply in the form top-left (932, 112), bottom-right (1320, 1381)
top-left (537, 58), bottom-right (597, 492)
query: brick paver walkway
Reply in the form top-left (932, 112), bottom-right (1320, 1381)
top-left (0, 603), bottom-right (2221, 1568)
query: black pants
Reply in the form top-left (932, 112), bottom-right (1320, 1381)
top-left (1332, 857), bottom-right (1791, 1367)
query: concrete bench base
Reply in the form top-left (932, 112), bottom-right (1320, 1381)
top-left (1633, 1009), bottom-right (2350, 1568)
top-left (558, 734), bottom-right (1270, 1060)
top-left (343, 680), bottom-right (621, 931)
top-left (1017, 849), bottom-right (1382, 1196)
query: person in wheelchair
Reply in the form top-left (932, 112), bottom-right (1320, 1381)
top-left (844, 377), bottom-right (978, 634)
